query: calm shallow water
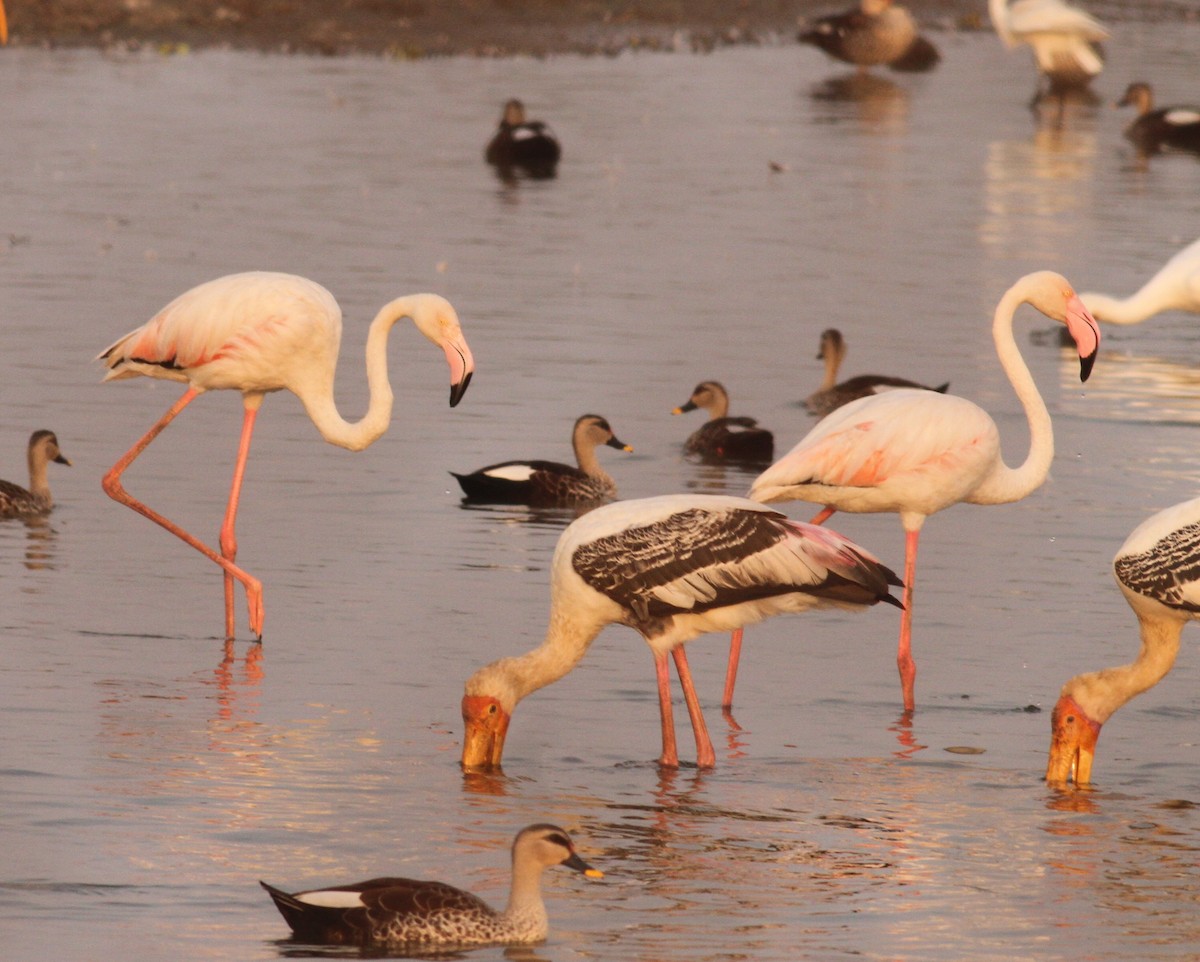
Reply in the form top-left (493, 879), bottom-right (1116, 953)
top-left (2, 23), bottom-right (1200, 962)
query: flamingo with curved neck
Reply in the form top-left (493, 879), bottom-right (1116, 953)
top-left (1081, 236), bottom-right (1200, 325)
top-left (747, 271), bottom-right (1100, 712)
top-left (99, 271), bottom-right (475, 641)
top-left (1047, 496), bottom-right (1200, 785)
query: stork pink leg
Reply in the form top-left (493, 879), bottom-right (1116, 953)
top-left (898, 528), bottom-right (919, 712)
top-left (721, 628), bottom-right (743, 709)
top-left (220, 399), bottom-right (262, 642)
top-left (672, 646), bottom-right (716, 768)
top-left (102, 387), bottom-right (265, 640)
top-left (654, 652), bottom-right (680, 768)
top-left (721, 504), bottom-right (838, 709)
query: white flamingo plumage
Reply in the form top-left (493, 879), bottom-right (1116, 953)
top-left (461, 493), bottom-right (902, 770)
top-left (98, 271), bottom-right (475, 641)
top-left (1047, 496), bottom-right (1200, 786)
top-left (746, 271), bottom-right (1100, 713)
top-left (1081, 236), bottom-right (1200, 325)
top-left (988, 0), bottom-right (1108, 93)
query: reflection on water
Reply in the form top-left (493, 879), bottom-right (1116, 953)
top-left (3, 32), bottom-right (1200, 962)
top-left (810, 72), bottom-right (910, 130)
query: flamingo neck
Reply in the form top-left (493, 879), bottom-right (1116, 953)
top-left (968, 281), bottom-right (1054, 505)
top-left (1081, 285), bottom-right (1181, 325)
top-left (298, 296), bottom-right (427, 452)
top-left (1064, 613), bottom-right (1183, 725)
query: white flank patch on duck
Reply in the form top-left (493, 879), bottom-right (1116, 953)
top-left (486, 464), bottom-right (536, 481)
top-left (297, 890), bottom-right (366, 908)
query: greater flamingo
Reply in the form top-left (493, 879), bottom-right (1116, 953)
top-left (672, 381), bottom-right (774, 463)
top-left (798, 0), bottom-right (940, 73)
top-left (461, 493), bottom-right (902, 770)
top-left (98, 271), bottom-right (475, 641)
top-left (988, 0), bottom-right (1108, 97)
top-left (0, 431), bottom-right (71, 519)
top-left (1115, 83), bottom-right (1200, 157)
top-left (1046, 496), bottom-right (1200, 786)
top-left (746, 271), bottom-right (1100, 713)
top-left (1081, 236), bottom-right (1200, 325)
top-left (804, 328), bottom-right (949, 418)
top-left (452, 414), bottom-right (632, 507)
top-left (261, 824), bottom-right (601, 947)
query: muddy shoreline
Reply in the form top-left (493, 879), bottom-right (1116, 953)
top-left (2, 0), bottom-right (1193, 58)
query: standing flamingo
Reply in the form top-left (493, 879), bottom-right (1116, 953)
top-left (1081, 236), bottom-right (1200, 325)
top-left (461, 493), bottom-right (902, 770)
top-left (743, 271), bottom-right (1100, 713)
top-left (1046, 496), bottom-right (1200, 786)
top-left (98, 272), bottom-right (475, 641)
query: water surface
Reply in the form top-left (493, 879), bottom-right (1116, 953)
top-left (1, 26), bottom-right (1199, 962)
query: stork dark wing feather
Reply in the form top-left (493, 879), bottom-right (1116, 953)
top-left (1115, 521), bottom-right (1200, 613)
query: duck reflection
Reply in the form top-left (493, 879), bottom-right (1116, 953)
top-left (810, 71), bottom-right (910, 129)
top-left (16, 513), bottom-right (60, 572)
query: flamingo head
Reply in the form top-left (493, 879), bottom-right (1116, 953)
top-left (461, 694), bottom-right (511, 770)
top-left (1045, 692), bottom-right (1102, 786)
top-left (1024, 271), bottom-right (1101, 382)
top-left (408, 294), bottom-right (475, 407)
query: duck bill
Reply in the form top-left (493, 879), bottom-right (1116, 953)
top-left (461, 694), bottom-right (510, 770)
top-left (671, 400), bottom-right (697, 415)
top-left (606, 436), bottom-right (633, 453)
top-left (1045, 694), bottom-right (1101, 786)
top-left (563, 851), bottom-right (604, 879)
top-left (55, 454), bottom-right (72, 467)
top-left (444, 338), bottom-right (476, 408)
top-left (1064, 294), bottom-right (1101, 383)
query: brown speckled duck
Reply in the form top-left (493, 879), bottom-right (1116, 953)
top-left (0, 430), bottom-right (71, 519)
top-left (452, 414), bottom-right (631, 506)
top-left (672, 381), bottom-right (774, 463)
top-left (804, 329), bottom-right (949, 418)
top-left (798, 0), bottom-right (940, 74)
top-left (261, 824), bottom-right (602, 947)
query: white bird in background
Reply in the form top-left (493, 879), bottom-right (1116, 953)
top-left (1081, 236), bottom-right (1200, 325)
top-left (1047, 496), bottom-right (1200, 786)
top-left (988, 0), bottom-right (1108, 97)
top-left (98, 271), bottom-right (475, 642)
top-left (461, 494), bottom-right (902, 770)
top-left (745, 271), bottom-right (1100, 713)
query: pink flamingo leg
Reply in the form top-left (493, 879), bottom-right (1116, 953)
top-left (672, 646), bottom-right (716, 768)
top-left (898, 528), bottom-right (919, 712)
top-left (654, 652), bottom-right (680, 768)
top-left (721, 504), bottom-right (838, 708)
top-left (101, 387), bottom-right (265, 640)
top-left (220, 398), bottom-right (262, 641)
top-left (721, 628), bottom-right (743, 709)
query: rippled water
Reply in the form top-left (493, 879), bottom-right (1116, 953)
top-left (2, 22), bottom-right (1199, 962)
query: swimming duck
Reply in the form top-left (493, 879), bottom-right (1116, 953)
top-left (804, 328), bottom-right (949, 418)
top-left (452, 414), bottom-right (631, 506)
top-left (798, 0), bottom-right (940, 73)
top-left (485, 99), bottom-right (562, 176)
top-left (261, 824), bottom-right (602, 947)
top-left (673, 381), bottom-right (774, 463)
top-left (1117, 82), bottom-right (1200, 156)
top-left (0, 430), bottom-right (71, 519)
